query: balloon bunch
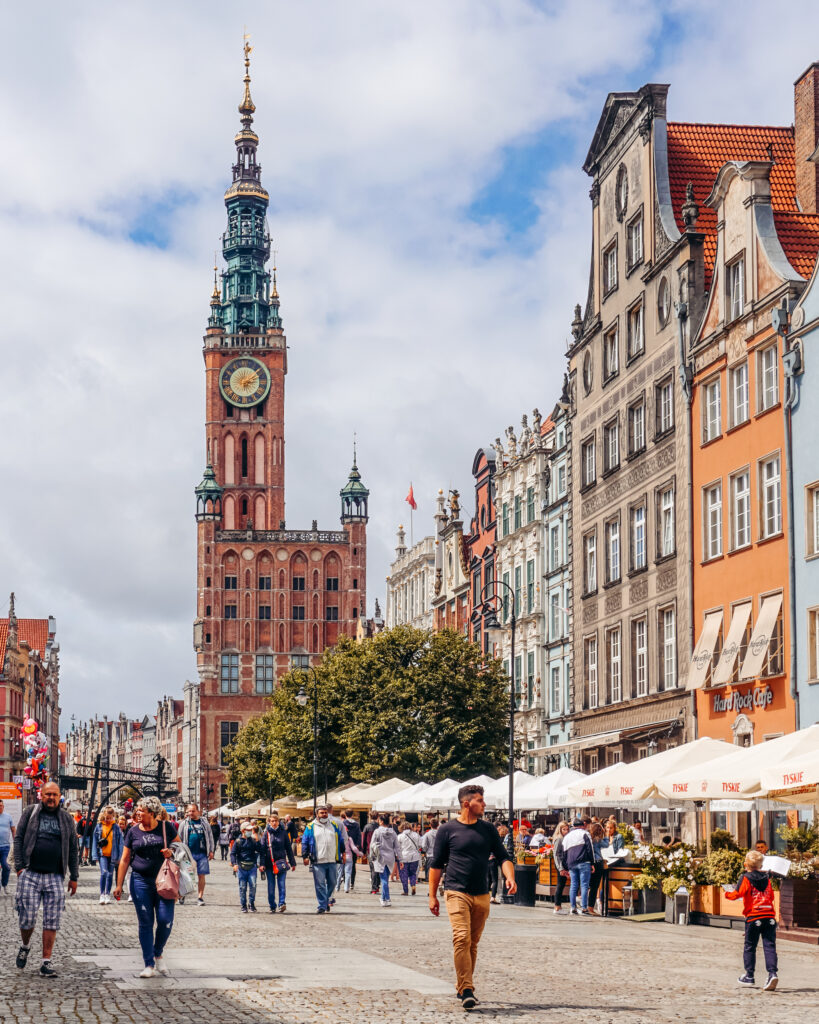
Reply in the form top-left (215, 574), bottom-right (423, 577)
top-left (21, 717), bottom-right (49, 789)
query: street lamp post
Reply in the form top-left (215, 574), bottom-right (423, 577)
top-left (481, 578), bottom-right (517, 840)
top-left (296, 667), bottom-right (320, 819)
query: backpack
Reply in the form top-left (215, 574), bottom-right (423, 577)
top-left (369, 830), bottom-right (381, 864)
top-left (748, 877), bottom-right (775, 918)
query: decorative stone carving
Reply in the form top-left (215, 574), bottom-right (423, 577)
top-left (571, 304), bottom-right (583, 342)
top-left (681, 182), bottom-right (699, 230)
top-left (629, 578), bottom-right (648, 603)
top-left (505, 425), bottom-right (517, 458)
top-left (638, 106), bottom-right (654, 143)
top-left (582, 601), bottom-right (598, 625)
top-left (589, 179), bottom-right (600, 207)
top-left (654, 199), bottom-right (673, 258)
top-left (657, 567), bottom-right (677, 592)
top-left (605, 590), bottom-right (622, 614)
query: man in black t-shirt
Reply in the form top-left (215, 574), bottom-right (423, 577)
top-left (428, 784), bottom-right (515, 1010)
top-left (13, 781), bottom-right (78, 978)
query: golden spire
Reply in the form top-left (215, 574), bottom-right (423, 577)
top-left (239, 35), bottom-right (255, 124)
top-left (211, 257), bottom-right (220, 304)
top-left (272, 248), bottom-right (279, 298)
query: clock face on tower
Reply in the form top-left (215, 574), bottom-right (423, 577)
top-left (219, 356), bottom-right (271, 407)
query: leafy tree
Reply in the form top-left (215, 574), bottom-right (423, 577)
top-left (226, 626), bottom-right (510, 800)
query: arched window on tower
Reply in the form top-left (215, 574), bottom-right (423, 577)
top-left (254, 494), bottom-right (265, 529)
top-left (225, 435), bottom-right (235, 485)
top-left (254, 435), bottom-right (265, 484)
top-left (241, 497), bottom-right (248, 517)
top-left (241, 438), bottom-right (248, 478)
top-left (224, 495), bottom-right (236, 530)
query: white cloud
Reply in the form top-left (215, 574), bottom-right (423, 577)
top-left (1, 1), bottom-right (813, 724)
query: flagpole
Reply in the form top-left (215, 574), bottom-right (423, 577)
top-left (410, 505), bottom-right (414, 547)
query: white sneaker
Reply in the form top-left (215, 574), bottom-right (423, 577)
top-left (154, 956), bottom-right (169, 976)
top-left (380, 899), bottom-right (392, 907)
top-left (99, 895), bottom-right (106, 905)
top-left (139, 966), bottom-right (158, 978)
top-left (554, 907), bottom-right (567, 915)
top-left (570, 907), bottom-right (580, 915)
top-left (127, 893), bottom-right (133, 902)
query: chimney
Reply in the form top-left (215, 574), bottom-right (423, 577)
top-left (794, 62), bottom-right (819, 214)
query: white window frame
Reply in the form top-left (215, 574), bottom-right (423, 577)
top-left (704, 482), bottom-right (723, 560)
top-left (586, 635), bottom-right (598, 709)
top-left (758, 344), bottom-right (779, 412)
top-left (606, 518), bottom-right (620, 583)
top-left (728, 255), bottom-right (744, 322)
top-left (550, 665), bottom-right (561, 715)
top-left (731, 469), bottom-right (751, 550)
top-left (603, 242), bottom-right (618, 294)
top-left (703, 377), bottom-right (721, 443)
top-left (608, 627), bottom-right (622, 703)
top-left (584, 532), bottom-right (597, 594)
top-left (759, 454), bottom-right (782, 538)
top-left (660, 606), bottom-right (677, 690)
top-left (627, 300), bottom-right (644, 359)
top-left (582, 437), bottom-right (596, 487)
top-left (629, 400), bottom-right (645, 454)
top-left (808, 483), bottom-right (819, 558)
top-left (550, 591), bottom-right (561, 639)
top-left (657, 378), bottom-right (674, 434)
top-left (627, 212), bottom-right (643, 269)
top-left (604, 419), bottom-right (620, 472)
top-left (604, 325), bottom-right (619, 380)
top-left (634, 617), bottom-right (647, 697)
top-left (550, 524), bottom-right (560, 571)
top-left (729, 361), bottom-right (749, 427)
top-left (631, 504), bottom-right (647, 570)
top-left (659, 486), bottom-right (675, 558)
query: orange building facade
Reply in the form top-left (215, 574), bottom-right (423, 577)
top-left (689, 152), bottom-right (819, 744)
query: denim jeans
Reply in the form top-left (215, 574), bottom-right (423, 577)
top-left (130, 872), bottom-right (175, 967)
top-left (98, 855), bottom-right (114, 895)
top-left (744, 918), bottom-right (778, 977)
top-left (380, 865), bottom-right (392, 902)
top-left (311, 862), bottom-right (337, 910)
top-left (237, 867), bottom-right (257, 908)
top-left (0, 846), bottom-right (10, 889)
top-left (399, 861), bottom-right (419, 893)
top-left (265, 862), bottom-right (288, 909)
top-left (569, 862), bottom-right (592, 910)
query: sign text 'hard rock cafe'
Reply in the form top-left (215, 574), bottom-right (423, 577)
top-left (712, 683), bottom-right (773, 714)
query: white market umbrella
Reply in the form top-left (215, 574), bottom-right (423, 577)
top-left (483, 771), bottom-right (536, 811)
top-left (655, 724), bottom-right (819, 801)
top-left (566, 761), bottom-right (632, 805)
top-left (515, 767), bottom-right (585, 810)
top-left (402, 778), bottom-right (456, 813)
top-left (588, 737), bottom-right (735, 806)
top-left (373, 781), bottom-right (430, 812)
top-left (428, 774), bottom-right (497, 811)
top-left (348, 777), bottom-right (412, 808)
top-left (760, 745), bottom-right (819, 806)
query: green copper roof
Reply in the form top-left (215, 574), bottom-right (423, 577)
top-left (195, 464), bottom-right (223, 498)
top-left (340, 455), bottom-right (369, 499)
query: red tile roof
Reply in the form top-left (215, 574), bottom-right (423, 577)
top-left (773, 211), bottom-right (819, 279)
top-left (0, 619), bottom-right (50, 670)
top-left (666, 123), bottom-right (799, 285)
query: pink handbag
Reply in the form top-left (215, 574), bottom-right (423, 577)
top-left (155, 820), bottom-right (180, 900)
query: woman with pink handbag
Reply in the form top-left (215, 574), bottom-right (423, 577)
top-left (113, 796), bottom-right (180, 978)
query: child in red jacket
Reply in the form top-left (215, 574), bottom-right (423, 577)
top-left (724, 849), bottom-right (778, 990)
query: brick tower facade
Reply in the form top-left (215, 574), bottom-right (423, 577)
top-left (193, 44), bottom-right (369, 806)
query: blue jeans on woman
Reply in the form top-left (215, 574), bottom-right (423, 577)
top-left (398, 860), bottom-right (419, 894)
top-left (237, 867), bottom-right (257, 909)
top-left (130, 872), bottom-right (175, 968)
top-left (569, 862), bottom-right (592, 911)
top-left (265, 861), bottom-right (288, 909)
top-left (379, 865), bottom-right (392, 902)
top-left (0, 847), bottom-right (10, 889)
top-left (98, 855), bottom-right (114, 895)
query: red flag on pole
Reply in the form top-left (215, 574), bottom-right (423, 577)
top-left (405, 484), bottom-right (417, 510)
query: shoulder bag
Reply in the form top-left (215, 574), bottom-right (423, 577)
top-left (155, 821), bottom-right (180, 900)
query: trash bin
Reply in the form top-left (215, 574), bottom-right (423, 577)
top-left (513, 864), bottom-right (537, 907)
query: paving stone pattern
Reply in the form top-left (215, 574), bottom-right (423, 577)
top-left (1, 859), bottom-right (818, 1022)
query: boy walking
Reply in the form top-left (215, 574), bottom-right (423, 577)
top-left (230, 822), bottom-right (261, 913)
top-left (724, 849), bottom-right (778, 990)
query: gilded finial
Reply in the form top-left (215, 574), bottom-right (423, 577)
top-left (239, 33), bottom-right (255, 124)
top-left (211, 260), bottom-right (220, 304)
top-left (271, 248), bottom-right (279, 299)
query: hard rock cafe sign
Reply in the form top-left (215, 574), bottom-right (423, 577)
top-left (712, 683), bottom-right (773, 714)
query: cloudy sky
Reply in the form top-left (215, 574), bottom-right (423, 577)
top-left (3, 1), bottom-right (819, 726)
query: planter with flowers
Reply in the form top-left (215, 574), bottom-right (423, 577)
top-left (777, 820), bottom-right (819, 930)
top-left (631, 842), bottom-right (696, 916)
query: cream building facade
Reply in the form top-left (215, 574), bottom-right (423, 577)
top-left (385, 527), bottom-right (436, 630)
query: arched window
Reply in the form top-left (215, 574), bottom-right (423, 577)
top-left (279, 569), bottom-right (286, 589)
top-left (254, 494), bottom-right (265, 529)
top-left (224, 496), bottom-right (235, 530)
top-left (225, 435), bottom-right (235, 485)
top-left (241, 497), bottom-right (248, 516)
top-left (241, 438), bottom-right (248, 478)
top-left (254, 435), bottom-right (265, 484)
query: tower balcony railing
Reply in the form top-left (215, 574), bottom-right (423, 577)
top-left (222, 231), bottom-right (271, 256)
top-left (219, 333), bottom-right (285, 350)
top-left (217, 528), bottom-right (349, 544)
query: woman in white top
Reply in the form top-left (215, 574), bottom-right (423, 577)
top-left (397, 822), bottom-right (422, 896)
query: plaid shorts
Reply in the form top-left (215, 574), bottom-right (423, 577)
top-left (15, 870), bottom-right (66, 931)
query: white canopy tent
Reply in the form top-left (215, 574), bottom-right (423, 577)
top-left (483, 771), bottom-right (536, 811)
top-left (514, 767), bottom-right (585, 810)
top-left (760, 746), bottom-right (819, 806)
top-left (343, 777), bottom-right (411, 809)
top-left (372, 781), bottom-right (431, 812)
top-left (655, 724), bottom-right (819, 801)
top-left (565, 760), bottom-right (633, 805)
top-left (427, 774), bottom-right (497, 812)
top-left (400, 778), bottom-right (457, 813)
top-left (569, 737), bottom-right (735, 806)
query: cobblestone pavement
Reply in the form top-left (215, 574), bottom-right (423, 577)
top-left (2, 859), bottom-right (818, 1022)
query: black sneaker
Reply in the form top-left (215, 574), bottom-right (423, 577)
top-left (461, 989), bottom-right (477, 1010)
top-left (316, 908), bottom-right (326, 914)
top-left (269, 907), bottom-right (276, 914)
top-left (329, 897), bottom-right (336, 906)
top-left (764, 973), bottom-right (778, 991)
top-left (241, 906), bottom-right (248, 913)
top-left (738, 974), bottom-right (755, 987)
top-left (39, 961), bottom-right (57, 978)
top-left (16, 946), bottom-right (30, 969)
top-left (249, 905), bottom-right (257, 913)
